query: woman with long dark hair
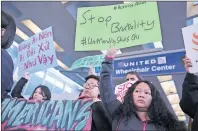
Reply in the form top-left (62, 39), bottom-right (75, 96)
top-left (99, 48), bottom-right (187, 131)
top-left (11, 77), bottom-right (51, 101)
top-left (28, 85), bottom-right (51, 100)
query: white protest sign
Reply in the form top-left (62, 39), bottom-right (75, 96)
top-left (115, 81), bottom-right (135, 103)
top-left (182, 24), bottom-right (198, 73)
top-left (18, 27), bottom-right (58, 75)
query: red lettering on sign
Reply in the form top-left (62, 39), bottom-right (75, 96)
top-left (39, 30), bottom-right (52, 41)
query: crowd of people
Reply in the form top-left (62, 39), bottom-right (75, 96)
top-left (1, 9), bottom-right (198, 131)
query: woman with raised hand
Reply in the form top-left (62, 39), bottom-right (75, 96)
top-left (11, 72), bottom-right (51, 101)
top-left (99, 47), bottom-right (187, 131)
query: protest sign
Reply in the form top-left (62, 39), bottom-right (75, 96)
top-left (2, 98), bottom-right (93, 131)
top-left (182, 24), bottom-right (198, 73)
top-left (18, 27), bottom-right (58, 75)
top-left (70, 54), bottom-right (104, 70)
top-left (75, 2), bottom-right (162, 51)
top-left (115, 81), bottom-right (135, 103)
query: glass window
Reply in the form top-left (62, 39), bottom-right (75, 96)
top-left (23, 71), bottom-right (45, 96)
top-left (44, 68), bottom-right (66, 94)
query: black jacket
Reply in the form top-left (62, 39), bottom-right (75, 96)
top-left (78, 95), bottom-right (112, 131)
top-left (180, 73), bottom-right (198, 131)
top-left (11, 77), bottom-right (28, 98)
top-left (1, 49), bottom-right (14, 101)
top-left (91, 101), bottom-right (112, 131)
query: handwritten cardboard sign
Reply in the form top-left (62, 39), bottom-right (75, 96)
top-left (75, 2), bottom-right (162, 51)
top-left (17, 27), bottom-right (58, 75)
top-left (115, 81), bottom-right (135, 103)
top-left (2, 98), bottom-right (93, 131)
top-left (182, 24), bottom-right (198, 73)
top-left (70, 54), bottom-right (104, 70)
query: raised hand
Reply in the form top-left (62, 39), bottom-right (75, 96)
top-left (106, 44), bottom-right (119, 58)
top-left (183, 55), bottom-right (192, 72)
top-left (24, 72), bottom-right (30, 80)
top-left (88, 65), bottom-right (96, 75)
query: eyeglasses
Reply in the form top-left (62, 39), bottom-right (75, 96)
top-left (85, 83), bottom-right (98, 89)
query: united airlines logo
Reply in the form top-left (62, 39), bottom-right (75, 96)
top-left (157, 56), bottom-right (167, 64)
top-left (120, 56), bottom-right (167, 67)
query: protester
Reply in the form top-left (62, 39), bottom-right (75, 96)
top-left (1, 10), bottom-right (16, 101)
top-left (78, 75), bottom-right (112, 131)
top-left (125, 71), bottom-right (143, 82)
top-left (99, 48), bottom-right (187, 131)
top-left (180, 56), bottom-right (198, 131)
top-left (1, 10), bottom-right (16, 49)
top-left (11, 74), bottom-right (51, 101)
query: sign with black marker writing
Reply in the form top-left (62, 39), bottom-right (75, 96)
top-left (1, 98), bottom-right (93, 131)
top-left (75, 2), bottom-right (162, 51)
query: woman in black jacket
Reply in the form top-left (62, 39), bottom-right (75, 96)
top-left (11, 77), bottom-right (51, 101)
top-left (180, 56), bottom-right (198, 131)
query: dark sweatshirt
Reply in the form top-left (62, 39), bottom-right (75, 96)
top-left (78, 96), bottom-right (112, 131)
top-left (11, 77), bottom-right (28, 98)
top-left (180, 73), bottom-right (198, 131)
top-left (99, 57), bottom-right (161, 131)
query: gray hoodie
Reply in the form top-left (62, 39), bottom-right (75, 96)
top-left (99, 57), bottom-right (160, 131)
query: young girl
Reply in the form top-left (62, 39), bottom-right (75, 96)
top-left (11, 76), bottom-right (51, 100)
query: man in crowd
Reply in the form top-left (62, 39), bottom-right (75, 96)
top-left (78, 74), bottom-right (112, 131)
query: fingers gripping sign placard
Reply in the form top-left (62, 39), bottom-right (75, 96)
top-left (75, 2), bottom-right (162, 51)
top-left (17, 27), bottom-right (58, 76)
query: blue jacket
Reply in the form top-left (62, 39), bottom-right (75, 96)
top-left (1, 49), bottom-right (14, 101)
top-left (99, 57), bottom-right (159, 131)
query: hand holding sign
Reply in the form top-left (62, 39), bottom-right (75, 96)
top-left (182, 24), bottom-right (198, 73)
top-left (106, 44), bottom-right (119, 58)
top-left (183, 55), bottom-right (192, 72)
top-left (23, 72), bottom-right (30, 80)
top-left (88, 65), bottom-right (96, 75)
